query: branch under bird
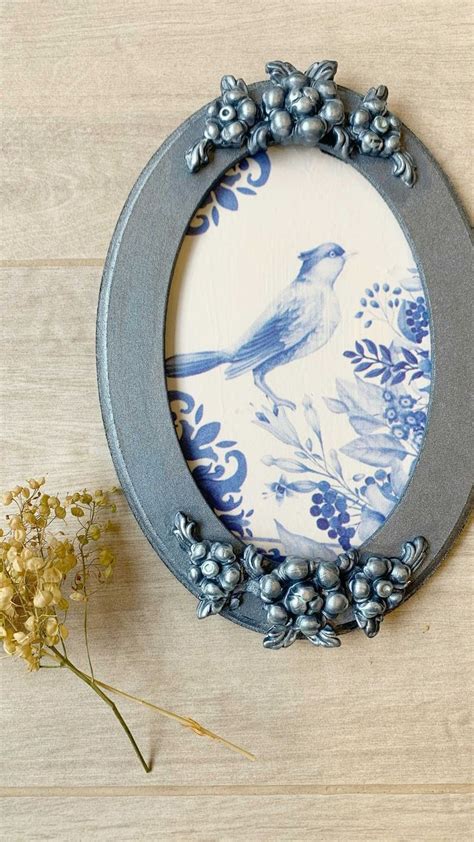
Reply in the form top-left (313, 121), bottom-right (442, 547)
top-left (166, 242), bottom-right (355, 411)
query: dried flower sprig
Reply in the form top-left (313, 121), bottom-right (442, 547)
top-left (0, 480), bottom-right (255, 771)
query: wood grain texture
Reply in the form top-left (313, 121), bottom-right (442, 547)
top-left (1, 794), bottom-right (473, 841)
top-left (1, 1), bottom-right (473, 839)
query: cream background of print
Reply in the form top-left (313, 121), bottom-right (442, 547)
top-left (166, 146), bottom-right (430, 551)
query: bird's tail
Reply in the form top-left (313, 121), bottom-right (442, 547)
top-left (165, 350), bottom-right (230, 378)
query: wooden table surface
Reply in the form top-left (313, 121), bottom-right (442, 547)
top-left (1, 2), bottom-right (473, 839)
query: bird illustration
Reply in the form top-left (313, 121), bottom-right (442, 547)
top-left (166, 242), bottom-right (352, 411)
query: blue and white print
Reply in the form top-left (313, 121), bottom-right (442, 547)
top-left (187, 151), bottom-right (271, 236)
top-left (166, 146), bottom-right (432, 557)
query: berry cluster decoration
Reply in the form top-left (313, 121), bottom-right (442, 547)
top-left (249, 60), bottom-right (349, 158)
top-left (173, 512), bottom-right (246, 618)
top-left (185, 76), bottom-right (259, 173)
top-left (174, 513), bottom-right (427, 650)
top-left (185, 59), bottom-right (416, 187)
top-left (348, 85), bottom-right (416, 187)
top-left (254, 555), bottom-right (351, 649)
top-left (347, 538), bottom-right (427, 637)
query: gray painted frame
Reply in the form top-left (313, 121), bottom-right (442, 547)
top-left (97, 84), bottom-right (473, 636)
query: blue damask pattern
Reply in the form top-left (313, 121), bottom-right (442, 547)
top-left (168, 390), bottom-right (254, 538)
top-left (187, 151), bottom-right (271, 236)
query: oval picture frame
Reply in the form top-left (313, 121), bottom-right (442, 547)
top-left (97, 63), bottom-right (473, 648)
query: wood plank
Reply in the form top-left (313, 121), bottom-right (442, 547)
top-left (1, 265), bottom-right (472, 788)
top-left (1, 793), bottom-right (473, 840)
top-left (1, 0), bottom-right (472, 262)
top-left (1, 2), bottom-right (473, 837)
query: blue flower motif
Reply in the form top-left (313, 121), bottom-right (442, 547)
top-left (264, 475), bottom-right (293, 504)
top-left (384, 406), bottom-right (398, 423)
top-left (398, 394), bottom-right (415, 409)
top-left (383, 390), bottom-right (394, 402)
top-left (391, 423), bottom-right (409, 440)
top-left (413, 429), bottom-right (425, 446)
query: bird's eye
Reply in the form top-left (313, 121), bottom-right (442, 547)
top-left (329, 250), bottom-right (336, 258)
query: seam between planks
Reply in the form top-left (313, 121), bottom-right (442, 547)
top-left (0, 259), bottom-right (104, 269)
top-left (0, 784), bottom-right (472, 798)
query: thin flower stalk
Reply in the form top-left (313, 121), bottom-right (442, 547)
top-left (1, 480), bottom-right (254, 771)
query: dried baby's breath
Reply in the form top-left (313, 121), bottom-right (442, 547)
top-left (1, 480), bottom-right (254, 771)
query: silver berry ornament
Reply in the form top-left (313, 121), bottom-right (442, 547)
top-left (298, 615), bottom-right (321, 634)
top-left (287, 71), bottom-right (308, 89)
top-left (267, 603), bottom-right (288, 624)
top-left (293, 95), bottom-right (315, 116)
top-left (221, 121), bottom-right (246, 144)
top-left (283, 558), bottom-right (312, 581)
top-left (320, 98), bottom-right (345, 126)
top-left (360, 131), bottom-right (385, 155)
top-left (314, 80), bottom-right (337, 99)
top-left (238, 98), bottom-right (257, 125)
top-left (375, 579), bottom-right (394, 598)
top-left (298, 115), bottom-right (326, 143)
top-left (262, 85), bottom-right (285, 111)
top-left (390, 562), bottom-right (410, 584)
top-left (259, 573), bottom-right (283, 601)
top-left (315, 562), bottom-right (340, 590)
top-left (324, 592), bottom-right (349, 616)
top-left (364, 557), bottom-right (390, 579)
top-left (218, 105), bottom-right (236, 124)
top-left (201, 559), bottom-right (220, 578)
top-left (359, 599), bottom-right (385, 618)
top-left (372, 115), bottom-right (390, 134)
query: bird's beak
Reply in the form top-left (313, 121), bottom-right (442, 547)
top-left (345, 251), bottom-right (358, 259)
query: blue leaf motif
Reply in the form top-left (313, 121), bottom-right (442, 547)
top-left (335, 378), bottom-right (384, 415)
top-left (195, 404), bottom-right (204, 424)
top-left (211, 206), bottom-right (219, 226)
top-left (357, 507), bottom-right (386, 542)
top-left (324, 397), bottom-right (347, 414)
top-left (329, 449), bottom-right (342, 477)
top-left (193, 422), bottom-right (221, 447)
top-left (364, 338), bottom-right (378, 356)
top-left (379, 345), bottom-right (392, 363)
top-left (348, 414), bottom-right (385, 435)
top-left (391, 371), bottom-right (406, 385)
top-left (275, 521), bottom-right (338, 561)
top-left (265, 458), bottom-right (309, 473)
top-left (214, 184), bottom-right (239, 211)
top-left (286, 480), bottom-right (320, 493)
top-left (402, 347), bottom-right (418, 364)
top-left (340, 434), bottom-right (409, 466)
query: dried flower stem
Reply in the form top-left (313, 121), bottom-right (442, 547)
top-left (92, 679), bottom-right (256, 761)
top-left (49, 646), bottom-right (151, 773)
top-left (45, 649), bottom-right (255, 762)
top-left (1, 480), bottom-right (255, 772)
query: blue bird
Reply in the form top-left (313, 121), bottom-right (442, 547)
top-left (166, 242), bottom-right (352, 411)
